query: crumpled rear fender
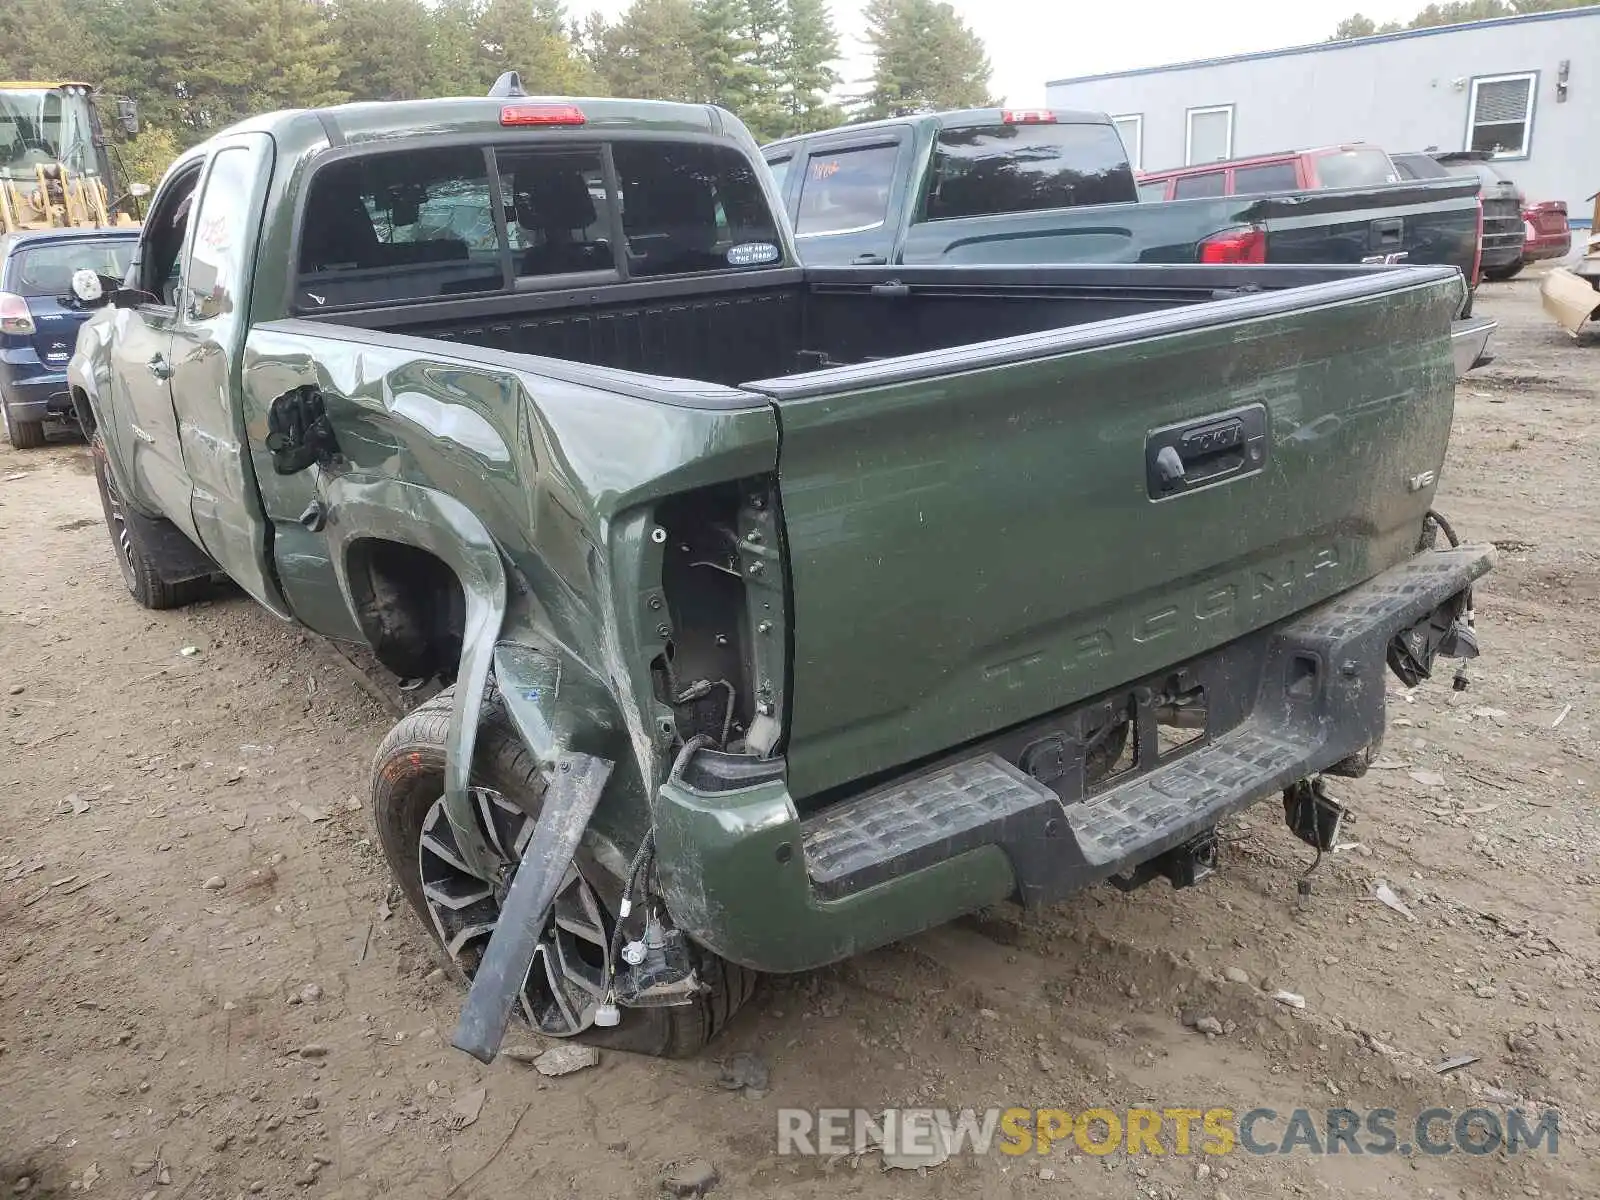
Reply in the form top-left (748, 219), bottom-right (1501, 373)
top-left (490, 637), bottom-right (647, 871)
top-left (324, 472), bottom-right (507, 875)
top-left (326, 472), bottom-right (646, 876)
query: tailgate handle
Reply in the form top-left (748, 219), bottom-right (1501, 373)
top-left (1146, 405), bottom-right (1268, 499)
top-left (1371, 217), bottom-right (1404, 247)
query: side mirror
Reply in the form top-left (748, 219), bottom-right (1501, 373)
top-left (116, 97), bottom-right (139, 137)
top-left (70, 269), bottom-right (112, 308)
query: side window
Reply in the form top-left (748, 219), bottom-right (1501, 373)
top-left (296, 147), bottom-right (503, 309)
top-left (138, 165), bottom-right (202, 305)
top-left (1231, 162), bottom-right (1299, 195)
top-left (183, 147), bottom-right (255, 319)
top-left (498, 148), bottom-right (612, 279)
top-left (766, 155), bottom-right (792, 200)
top-left (611, 140), bottom-right (780, 277)
top-left (1137, 180), bottom-right (1169, 202)
top-left (794, 143), bottom-right (897, 236)
top-left (1173, 171), bottom-right (1226, 200)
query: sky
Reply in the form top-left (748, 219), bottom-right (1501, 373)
top-left (567, 0), bottom-right (1436, 105)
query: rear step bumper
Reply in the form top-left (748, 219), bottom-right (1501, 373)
top-left (1451, 315), bottom-right (1497, 376)
top-left (653, 545), bottom-right (1496, 974)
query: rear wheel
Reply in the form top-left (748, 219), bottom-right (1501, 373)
top-left (372, 689), bottom-right (757, 1058)
top-left (91, 436), bottom-right (206, 609)
top-left (3, 400), bottom-right (45, 449)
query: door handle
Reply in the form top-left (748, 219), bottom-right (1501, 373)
top-left (1146, 405), bottom-right (1269, 499)
top-left (852, 252), bottom-right (888, 265)
top-left (147, 353), bottom-right (174, 380)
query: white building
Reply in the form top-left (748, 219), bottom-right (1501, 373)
top-left (1044, 5), bottom-right (1599, 223)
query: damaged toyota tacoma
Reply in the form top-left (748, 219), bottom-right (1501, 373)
top-left (67, 86), bottom-right (1493, 1063)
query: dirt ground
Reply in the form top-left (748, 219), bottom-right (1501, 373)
top-left (2, 273), bottom-right (1597, 1200)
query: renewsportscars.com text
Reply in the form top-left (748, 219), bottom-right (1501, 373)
top-left (777, 1106), bottom-right (1562, 1158)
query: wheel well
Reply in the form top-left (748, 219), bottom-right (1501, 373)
top-left (345, 539), bottom-right (466, 683)
top-left (71, 387), bottom-right (97, 437)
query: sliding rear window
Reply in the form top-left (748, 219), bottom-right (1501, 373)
top-left (612, 141), bottom-right (781, 277)
top-left (295, 140), bottom-right (783, 311)
top-left (924, 123), bottom-right (1137, 221)
top-left (297, 147), bottom-right (504, 309)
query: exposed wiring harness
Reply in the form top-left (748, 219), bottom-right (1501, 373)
top-left (599, 734), bottom-right (713, 1014)
top-left (659, 655), bottom-right (738, 750)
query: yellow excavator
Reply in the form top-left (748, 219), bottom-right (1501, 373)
top-left (0, 80), bottom-right (146, 233)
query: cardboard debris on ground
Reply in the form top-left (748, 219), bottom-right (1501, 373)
top-left (533, 1043), bottom-right (599, 1077)
top-left (444, 1086), bottom-right (485, 1131)
top-left (1373, 880), bottom-right (1418, 922)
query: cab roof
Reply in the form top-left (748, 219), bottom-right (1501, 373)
top-left (762, 107), bottom-right (1110, 154)
top-left (0, 226), bottom-right (139, 253)
top-left (224, 96), bottom-right (732, 147)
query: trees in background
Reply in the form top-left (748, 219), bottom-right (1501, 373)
top-left (586, 0), bottom-right (841, 139)
top-left (0, 0), bottom-right (999, 178)
top-left (851, 0), bottom-right (993, 121)
top-left (1332, 0), bottom-right (1594, 39)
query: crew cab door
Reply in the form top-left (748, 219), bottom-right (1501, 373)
top-left (108, 162), bottom-right (202, 537)
top-left (165, 133), bottom-right (287, 615)
top-left (781, 128), bottom-right (910, 266)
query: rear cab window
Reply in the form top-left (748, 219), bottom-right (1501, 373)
top-left (613, 141), bottom-right (779, 277)
top-left (299, 147), bottom-right (503, 308)
top-left (296, 139), bottom-right (782, 311)
top-left (1312, 148), bottom-right (1399, 189)
top-left (924, 122), bottom-right (1136, 220)
top-left (6, 238), bottom-right (133, 297)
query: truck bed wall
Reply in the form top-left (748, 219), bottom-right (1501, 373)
top-left (357, 271), bottom-right (1233, 387)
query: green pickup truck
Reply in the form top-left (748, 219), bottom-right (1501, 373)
top-left (68, 88), bottom-right (1493, 1063)
top-left (762, 110), bottom-right (1486, 312)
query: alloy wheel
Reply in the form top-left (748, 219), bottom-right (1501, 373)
top-left (418, 788), bottom-right (611, 1037)
top-left (99, 457), bottom-right (139, 592)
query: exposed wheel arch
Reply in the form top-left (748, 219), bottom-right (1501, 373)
top-left (70, 386), bottom-right (98, 439)
top-left (344, 538), bottom-right (466, 683)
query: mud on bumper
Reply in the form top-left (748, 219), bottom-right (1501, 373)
top-left (653, 545), bottom-right (1496, 974)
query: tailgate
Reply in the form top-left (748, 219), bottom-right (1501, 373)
top-left (749, 270), bottom-right (1465, 801)
top-left (27, 299), bottom-right (82, 369)
top-left (1256, 179), bottom-right (1480, 276)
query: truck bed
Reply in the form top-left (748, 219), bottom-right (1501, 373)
top-left (310, 262), bottom-right (1432, 390)
top-left (284, 260), bottom-right (1477, 801)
